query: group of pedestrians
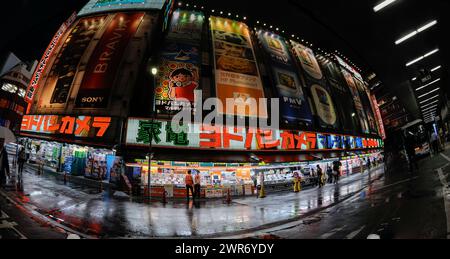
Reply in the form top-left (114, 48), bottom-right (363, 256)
top-left (185, 170), bottom-right (202, 200)
top-left (311, 161), bottom-right (342, 188)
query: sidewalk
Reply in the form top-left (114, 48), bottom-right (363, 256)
top-left (0, 162), bottom-right (386, 238)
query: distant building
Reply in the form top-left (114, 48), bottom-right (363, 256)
top-left (0, 52), bottom-right (37, 132)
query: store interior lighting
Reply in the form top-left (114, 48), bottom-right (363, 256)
top-left (430, 65), bottom-right (442, 72)
top-left (420, 95), bottom-right (439, 104)
top-left (417, 87), bottom-right (440, 99)
top-left (415, 78), bottom-right (441, 91)
top-left (421, 100), bottom-right (439, 109)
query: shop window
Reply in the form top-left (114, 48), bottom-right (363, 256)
top-left (1, 83), bottom-right (18, 94)
top-left (17, 88), bottom-right (26, 98)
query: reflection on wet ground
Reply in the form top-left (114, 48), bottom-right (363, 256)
top-left (12, 165), bottom-right (385, 238)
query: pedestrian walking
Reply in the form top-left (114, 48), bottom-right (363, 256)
top-left (0, 138), bottom-right (10, 188)
top-left (194, 171), bottom-right (201, 199)
top-left (185, 170), bottom-right (195, 200)
top-left (367, 158), bottom-right (371, 172)
top-left (317, 165), bottom-right (324, 188)
top-left (17, 147), bottom-right (26, 175)
top-left (293, 171), bottom-right (301, 193)
top-left (332, 160), bottom-right (342, 184)
top-left (310, 168), bottom-right (316, 186)
top-left (326, 165), bottom-right (333, 184)
top-left (431, 131), bottom-right (439, 155)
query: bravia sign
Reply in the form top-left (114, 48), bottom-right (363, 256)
top-left (125, 118), bottom-right (383, 152)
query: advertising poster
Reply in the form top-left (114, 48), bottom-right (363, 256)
top-left (354, 79), bottom-right (379, 135)
top-left (290, 40), bottom-right (338, 129)
top-left (78, 0), bottom-right (165, 16)
top-left (210, 16), bottom-right (267, 118)
top-left (341, 69), bottom-right (370, 134)
top-left (49, 16), bottom-right (106, 105)
top-left (318, 56), bottom-right (360, 132)
top-left (155, 42), bottom-right (201, 114)
top-left (167, 9), bottom-right (205, 42)
top-left (370, 95), bottom-right (386, 139)
top-left (257, 30), bottom-right (313, 126)
top-left (76, 12), bottom-right (145, 109)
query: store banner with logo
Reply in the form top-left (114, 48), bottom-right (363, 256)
top-left (257, 30), bottom-right (313, 127)
top-left (290, 40), bottom-right (339, 130)
top-left (167, 9), bottom-right (204, 42)
top-left (210, 16), bottom-right (267, 118)
top-left (317, 56), bottom-right (360, 132)
top-left (125, 118), bottom-right (383, 151)
top-left (76, 12), bottom-right (145, 109)
top-left (341, 68), bottom-right (370, 134)
top-left (48, 16), bottom-right (106, 106)
top-left (20, 115), bottom-right (121, 145)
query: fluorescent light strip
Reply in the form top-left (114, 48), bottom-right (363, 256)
top-left (374, 0), bottom-right (398, 12)
top-left (395, 31), bottom-right (417, 45)
top-left (406, 48), bottom-right (439, 67)
top-left (415, 78), bottom-right (441, 91)
top-left (431, 65), bottom-right (442, 72)
top-left (417, 88), bottom-right (440, 99)
top-left (421, 100), bottom-right (439, 109)
top-left (412, 77), bottom-right (417, 81)
top-left (423, 109), bottom-right (437, 115)
top-left (422, 105), bottom-right (438, 112)
top-left (420, 95), bottom-right (439, 104)
top-left (418, 20), bottom-right (438, 32)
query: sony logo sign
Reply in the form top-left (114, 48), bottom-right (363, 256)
top-left (81, 97), bottom-right (105, 103)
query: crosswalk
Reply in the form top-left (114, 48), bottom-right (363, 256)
top-left (0, 210), bottom-right (27, 239)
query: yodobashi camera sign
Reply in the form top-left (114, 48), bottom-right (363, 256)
top-left (78, 0), bottom-right (165, 16)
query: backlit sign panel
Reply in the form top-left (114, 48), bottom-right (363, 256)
top-left (78, 0), bottom-right (165, 16)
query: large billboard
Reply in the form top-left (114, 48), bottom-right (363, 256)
top-left (25, 12), bottom-right (77, 104)
top-left (75, 12), bottom-right (145, 109)
top-left (49, 16), bottom-right (107, 106)
top-left (155, 43), bottom-right (201, 114)
top-left (155, 10), bottom-right (204, 115)
top-left (167, 9), bottom-right (205, 42)
top-left (290, 40), bottom-right (338, 129)
top-left (257, 30), bottom-right (313, 127)
top-left (210, 16), bottom-right (267, 118)
top-left (78, 0), bottom-right (165, 16)
top-left (341, 69), bottom-right (370, 134)
top-left (317, 56), bottom-right (360, 132)
top-left (354, 79), bottom-right (379, 135)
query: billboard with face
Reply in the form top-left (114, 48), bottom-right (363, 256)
top-left (75, 12), bottom-right (145, 109)
top-left (257, 30), bottom-right (313, 126)
top-left (291, 40), bottom-right (338, 129)
top-left (210, 16), bottom-right (267, 118)
top-left (155, 43), bottom-right (201, 114)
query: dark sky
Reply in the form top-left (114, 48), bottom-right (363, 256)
top-left (0, 0), bottom-right (88, 62)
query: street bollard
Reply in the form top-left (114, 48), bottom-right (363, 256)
top-left (259, 185), bottom-right (266, 199)
top-left (162, 190), bottom-right (167, 204)
top-left (226, 189), bottom-right (232, 204)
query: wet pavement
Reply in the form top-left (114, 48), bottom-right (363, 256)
top-left (1, 146), bottom-right (449, 239)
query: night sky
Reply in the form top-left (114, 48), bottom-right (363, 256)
top-left (0, 0), bottom-right (88, 62)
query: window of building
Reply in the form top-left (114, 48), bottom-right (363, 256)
top-left (17, 88), bottom-right (26, 98)
top-left (1, 83), bottom-right (18, 94)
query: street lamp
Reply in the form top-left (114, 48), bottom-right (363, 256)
top-left (147, 67), bottom-right (158, 202)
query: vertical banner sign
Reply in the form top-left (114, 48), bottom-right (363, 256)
top-left (155, 10), bottom-right (204, 115)
top-left (257, 30), bottom-right (313, 126)
top-left (318, 57), bottom-right (360, 132)
top-left (291, 40), bottom-right (338, 129)
top-left (210, 16), bottom-right (267, 118)
top-left (50, 16), bottom-right (106, 105)
top-left (25, 12), bottom-right (77, 104)
top-left (341, 69), bottom-right (370, 134)
top-left (371, 94), bottom-right (386, 140)
top-left (76, 12), bottom-right (144, 109)
top-left (354, 79), bottom-right (378, 135)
